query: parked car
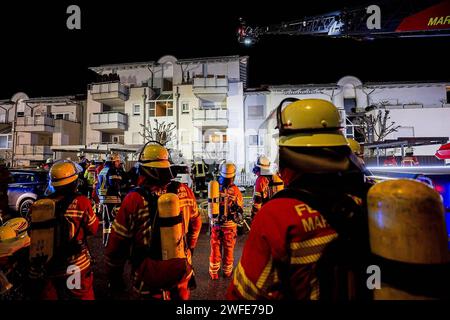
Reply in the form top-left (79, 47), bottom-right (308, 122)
top-left (7, 169), bottom-right (49, 218)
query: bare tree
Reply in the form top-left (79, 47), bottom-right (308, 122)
top-left (351, 107), bottom-right (400, 143)
top-left (140, 119), bottom-right (176, 146)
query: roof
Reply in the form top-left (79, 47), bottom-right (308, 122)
top-left (177, 55), bottom-right (248, 64)
top-left (365, 137), bottom-right (449, 149)
top-left (363, 80), bottom-right (450, 88)
top-left (89, 61), bottom-right (156, 73)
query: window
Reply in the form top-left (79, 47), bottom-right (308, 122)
top-left (54, 113), bottom-right (70, 120)
top-left (249, 135), bottom-right (263, 146)
top-left (12, 173), bottom-right (34, 183)
top-left (111, 135), bottom-right (124, 144)
top-left (133, 104), bottom-right (141, 116)
top-left (17, 112), bottom-right (24, 117)
top-left (167, 103), bottom-right (174, 116)
top-left (446, 87), bottom-right (450, 103)
top-left (344, 98), bottom-right (357, 113)
top-left (0, 135), bottom-right (11, 149)
top-left (182, 102), bottom-right (190, 114)
top-left (148, 102), bottom-right (156, 117)
top-left (248, 105), bottom-right (264, 119)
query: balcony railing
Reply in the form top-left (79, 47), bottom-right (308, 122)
top-left (193, 75), bottom-right (228, 88)
top-left (15, 115), bottom-right (55, 132)
top-left (192, 109), bottom-right (228, 128)
top-left (89, 112), bottom-right (128, 132)
top-left (16, 145), bottom-right (52, 157)
top-left (193, 109), bottom-right (228, 121)
top-left (89, 81), bottom-right (129, 105)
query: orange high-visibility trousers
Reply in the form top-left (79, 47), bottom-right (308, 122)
top-left (209, 225), bottom-right (237, 278)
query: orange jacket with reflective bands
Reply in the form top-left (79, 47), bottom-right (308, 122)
top-left (227, 197), bottom-right (338, 300)
top-left (252, 176), bottom-right (271, 214)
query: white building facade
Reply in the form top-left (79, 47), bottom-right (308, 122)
top-left (245, 76), bottom-right (450, 171)
top-left (86, 55), bottom-right (248, 170)
top-left (0, 93), bottom-right (85, 167)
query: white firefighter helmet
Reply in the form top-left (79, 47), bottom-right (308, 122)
top-left (219, 162), bottom-right (236, 179)
top-left (255, 155), bottom-right (272, 175)
top-left (46, 158), bottom-right (54, 164)
top-left (405, 147), bottom-right (414, 154)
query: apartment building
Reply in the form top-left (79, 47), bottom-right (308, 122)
top-left (0, 92), bottom-right (85, 167)
top-left (245, 76), bottom-right (450, 170)
top-left (86, 54), bottom-right (249, 169)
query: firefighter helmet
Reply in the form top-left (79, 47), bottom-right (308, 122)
top-left (254, 155), bottom-right (272, 175)
top-left (256, 155), bottom-right (270, 169)
top-left (138, 141), bottom-right (173, 185)
top-left (46, 158), bottom-right (54, 164)
top-left (49, 160), bottom-right (82, 187)
top-left (3, 218), bottom-right (28, 235)
top-left (347, 138), bottom-right (362, 155)
top-left (219, 162), bottom-right (236, 178)
top-left (139, 143), bottom-right (171, 168)
top-left (277, 99), bottom-right (349, 148)
top-left (0, 226), bottom-right (16, 242)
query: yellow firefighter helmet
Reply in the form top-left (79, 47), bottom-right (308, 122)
top-left (3, 218), bottom-right (28, 235)
top-left (0, 226), bottom-right (16, 242)
top-left (49, 160), bottom-right (82, 187)
top-left (277, 99), bottom-right (349, 148)
top-left (139, 143), bottom-right (171, 168)
top-left (219, 162), bottom-right (236, 179)
top-left (347, 138), bottom-right (362, 155)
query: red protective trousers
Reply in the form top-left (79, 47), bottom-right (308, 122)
top-left (36, 269), bottom-right (95, 300)
top-left (209, 225), bottom-right (237, 278)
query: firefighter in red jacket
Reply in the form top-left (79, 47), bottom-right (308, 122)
top-left (227, 99), bottom-right (371, 300)
top-left (251, 155), bottom-right (284, 218)
top-left (401, 147), bottom-right (419, 166)
top-left (209, 162), bottom-right (243, 280)
top-left (105, 142), bottom-right (200, 300)
top-left (28, 160), bottom-right (99, 300)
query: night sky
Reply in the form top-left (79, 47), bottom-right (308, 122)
top-left (0, 0), bottom-right (449, 98)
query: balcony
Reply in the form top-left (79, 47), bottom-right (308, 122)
top-left (193, 109), bottom-right (228, 128)
top-left (89, 81), bottom-right (129, 107)
top-left (192, 142), bottom-right (228, 160)
top-left (193, 75), bottom-right (228, 103)
top-left (15, 145), bottom-right (52, 161)
top-left (16, 115), bottom-right (55, 133)
top-left (90, 112), bottom-right (128, 133)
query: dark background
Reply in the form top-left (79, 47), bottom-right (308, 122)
top-left (0, 0), bottom-right (448, 97)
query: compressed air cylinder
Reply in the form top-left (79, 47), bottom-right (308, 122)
top-left (208, 180), bottom-right (220, 220)
top-left (368, 179), bottom-right (450, 299)
top-left (158, 193), bottom-right (186, 260)
top-left (270, 174), bottom-right (284, 196)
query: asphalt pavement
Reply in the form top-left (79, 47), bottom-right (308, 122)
top-left (88, 224), bottom-right (248, 300)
